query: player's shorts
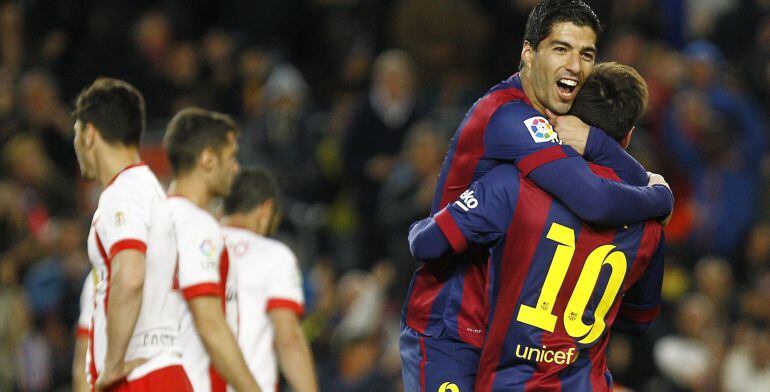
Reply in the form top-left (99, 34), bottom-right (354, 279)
top-left (399, 323), bottom-right (480, 392)
top-left (105, 365), bottom-right (193, 392)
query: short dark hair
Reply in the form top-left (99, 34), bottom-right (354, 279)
top-left (523, 0), bottom-right (602, 50)
top-left (73, 78), bottom-right (145, 146)
top-left (163, 107), bottom-right (240, 175)
top-left (568, 62), bottom-right (648, 141)
top-left (223, 168), bottom-right (280, 215)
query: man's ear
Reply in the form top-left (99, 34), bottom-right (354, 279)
top-left (521, 41), bottom-right (534, 70)
top-left (84, 123), bottom-right (98, 148)
top-left (199, 148), bottom-right (216, 170)
top-left (621, 127), bottom-right (635, 149)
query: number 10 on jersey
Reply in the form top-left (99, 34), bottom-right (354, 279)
top-left (516, 222), bottom-right (627, 344)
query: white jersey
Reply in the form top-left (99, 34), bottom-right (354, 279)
top-left (221, 226), bottom-right (304, 392)
top-left (86, 163), bottom-right (182, 384)
top-left (169, 196), bottom-right (230, 392)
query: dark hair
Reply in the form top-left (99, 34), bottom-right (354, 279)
top-left (568, 62), bottom-right (648, 141)
top-left (73, 78), bottom-right (145, 146)
top-left (523, 0), bottom-right (602, 50)
top-left (163, 107), bottom-right (240, 175)
top-left (223, 168), bottom-right (280, 215)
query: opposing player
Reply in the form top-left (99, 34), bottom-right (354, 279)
top-left (72, 272), bottom-right (94, 392)
top-left (399, 1), bottom-right (674, 390)
top-left (73, 78), bottom-right (191, 391)
top-left (409, 62), bottom-right (665, 391)
top-left (163, 108), bottom-right (261, 392)
top-left (220, 168), bottom-right (319, 392)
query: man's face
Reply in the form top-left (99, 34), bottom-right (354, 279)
top-left (209, 132), bottom-right (240, 197)
top-left (73, 120), bottom-right (96, 180)
top-left (523, 22), bottom-right (597, 114)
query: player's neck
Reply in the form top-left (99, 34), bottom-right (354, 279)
top-left (519, 68), bottom-right (546, 114)
top-left (95, 146), bottom-right (141, 188)
top-left (168, 175), bottom-right (213, 209)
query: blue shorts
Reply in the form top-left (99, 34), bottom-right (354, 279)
top-left (399, 323), bottom-right (481, 392)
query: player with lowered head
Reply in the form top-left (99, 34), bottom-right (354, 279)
top-left (400, 1), bottom-right (673, 390)
top-left (163, 108), bottom-right (261, 392)
top-left (220, 168), bottom-right (319, 392)
top-left (410, 62), bottom-right (667, 391)
top-left (73, 78), bottom-right (191, 391)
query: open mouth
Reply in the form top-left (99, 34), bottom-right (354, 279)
top-left (556, 78), bottom-right (578, 100)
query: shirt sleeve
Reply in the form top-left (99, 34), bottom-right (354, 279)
top-left (177, 219), bottom-right (224, 300)
top-left (484, 102), bottom-right (571, 170)
top-left (94, 186), bottom-right (151, 259)
top-left (76, 272), bottom-right (95, 337)
top-left (431, 166), bottom-right (519, 253)
top-left (264, 245), bottom-right (305, 317)
top-left (583, 126), bottom-right (648, 186)
top-left (612, 236), bottom-right (665, 336)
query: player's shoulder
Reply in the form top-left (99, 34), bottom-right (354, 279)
top-left (475, 163), bottom-right (522, 195)
top-left (101, 165), bottom-right (162, 204)
top-left (226, 228), bottom-right (296, 263)
top-left (168, 197), bottom-right (220, 232)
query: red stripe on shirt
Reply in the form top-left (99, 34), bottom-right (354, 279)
top-left (109, 239), bottom-right (147, 259)
top-left (419, 336), bottom-right (428, 392)
top-left (406, 87), bottom-right (528, 335)
top-left (266, 298), bottom-right (305, 317)
top-left (516, 145), bottom-right (568, 176)
top-left (210, 366), bottom-right (226, 392)
top-left (434, 207), bottom-right (468, 253)
top-left (76, 326), bottom-right (89, 338)
top-left (588, 163), bottom-right (622, 182)
top-left (181, 283), bottom-right (220, 300)
top-left (475, 178), bottom-right (553, 391)
top-left (457, 253), bottom-right (488, 348)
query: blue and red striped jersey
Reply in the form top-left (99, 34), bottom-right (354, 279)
top-left (433, 163), bottom-right (664, 391)
top-left (402, 73), bottom-right (671, 348)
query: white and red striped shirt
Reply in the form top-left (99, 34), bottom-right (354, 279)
top-left (221, 226), bottom-right (304, 392)
top-left (86, 163), bottom-right (182, 385)
top-left (169, 196), bottom-right (230, 392)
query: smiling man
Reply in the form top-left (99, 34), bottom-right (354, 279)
top-left (399, 1), bottom-right (674, 391)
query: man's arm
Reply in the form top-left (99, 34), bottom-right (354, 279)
top-left (188, 296), bottom-right (262, 392)
top-left (525, 153), bottom-right (672, 226)
top-left (409, 167), bottom-right (517, 260)
top-left (485, 104), bottom-right (672, 225)
top-left (613, 236), bottom-right (665, 336)
top-left (72, 334), bottom-right (89, 392)
top-left (270, 309), bottom-right (319, 392)
top-left (96, 250), bottom-right (146, 390)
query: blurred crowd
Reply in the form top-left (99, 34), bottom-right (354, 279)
top-left (0, 0), bottom-right (768, 391)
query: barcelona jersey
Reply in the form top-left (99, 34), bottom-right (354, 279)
top-left (433, 163), bottom-right (664, 391)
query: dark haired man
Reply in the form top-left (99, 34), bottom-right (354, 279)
top-left (409, 62), bottom-right (665, 391)
top-left (163, 108), bottom-right (261, 392)
top-left (220, 169), bottom-right (319, 392)
top-left (73, 78), bottom-right (192, 391)
top-left (399, 0), bottom-right (673, 390)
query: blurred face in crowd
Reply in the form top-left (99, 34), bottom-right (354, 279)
top-left (73, 120), bottom-right (97, 180)
top-left (372, 51), bottom-right (416, 105)
top-left (206, 132), bottom-right (240, 198)
top-left (521, 22), bottom-right (597, 114)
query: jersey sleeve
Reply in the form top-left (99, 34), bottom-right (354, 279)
top-left (613, 236), bottom-right (665, 336)
top-left (177, 220), bottom-right (225, 300)
top-left (94, 186), bottom-right (151, 259)
top-left (264, 245), bottom-right (305, 317)
top-left (484, 102), bottom-right (574, 170)
top-left (76, 272), bottom-right (95, 337)
top-left (432, 166), bottom-right (519, 253)
top-left (583, 126), bottom-right (648, 186)
top-left (484, 102), bottom-right (673, 226)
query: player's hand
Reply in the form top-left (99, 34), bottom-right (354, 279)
top-left (545, 109), bottom-right (590, 155)
top-left (95, 358), bottom-right (147, 391)
top-left (647, 172), bottom-right (673, 226)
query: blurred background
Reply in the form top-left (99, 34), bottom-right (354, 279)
top-left (0, 0), bottom-right (768, 391)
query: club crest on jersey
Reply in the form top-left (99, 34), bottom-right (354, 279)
top-left (114, 211), bottom-right (126, 227)
top-left (199, 239), bottom-right (217, 259)
top-left (523, 116), bottom-right (559, 143)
